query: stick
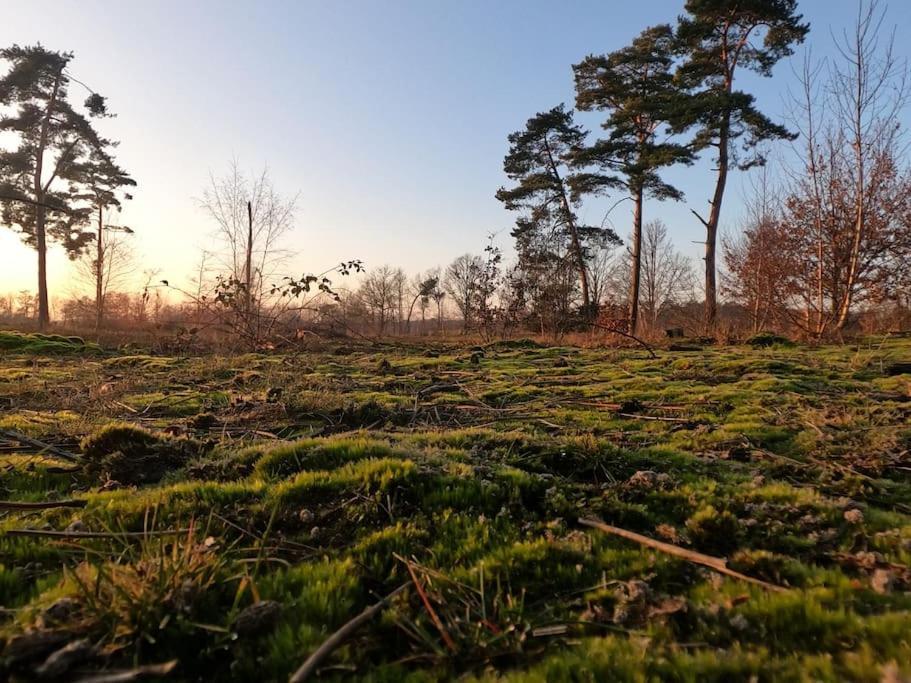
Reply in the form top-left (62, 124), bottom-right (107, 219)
top-left (0, 429), bottom-right (82, 463)
top-left (4, 528), bottom-right (191, 540)
top-left (586, 323), bottom-right (657, 359)
top-left (616, 413), bottom-right (695, 424)
top-left (0, 499), bottom-right (87, 510)
top-left (73, 660), bottom-right (178, 682)
top-left (289, 584), bottom-right (408, 683)
top-left (405, 561), bottom-right (457, 653)
top-left (578, 518), bottom-right (785, 592)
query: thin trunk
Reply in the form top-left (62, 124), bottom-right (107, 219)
top-left (704, 111), bottom-right (729, 331)
top-left (543, 139), bottom-right (591, 312)
top-left (95, 206), bottom-right (104, 333)
top-left (836, 94), bottom-right (865, 331)
top-left (245, 200), bottom-right (254, 324)
top-left (33, 68), bottom-right (63, 331)
top-left (628, 185), bottom-right (643, 334)
top-left (405, 293), bottom-right (420, 335)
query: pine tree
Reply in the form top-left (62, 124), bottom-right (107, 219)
top-left (496, 105), bottom-right (618, 317)
top-left (68, 147), bottom-right (136, 331)
top-left (573, 24), bottom-right (694, 334)
top-left (0, 45), bottom-right (114, 329)
top-left (675, 0), bottom-right (809, 328)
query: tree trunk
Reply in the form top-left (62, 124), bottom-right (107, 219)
top-left (245, 200), bottom-right (254, 321)
top-left (35, 224), bottom-right (50, 330)
top-left (543, 139), bottom-right (591, 313)
top-left (95, 206), bottom-right (104, 333)
top-left (836, 136), bottom-right (865, 332)
top-left (703, 112), bottom-right (730, 331)
top-left (33, 69), bottom-right (63, 331)
top-left (627, 185), bottom-right (643, 335)
top-left (405, 293), bottom-right (420, 335)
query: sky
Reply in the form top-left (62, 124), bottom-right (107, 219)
top-left (1, 0), bottom-right (910, 310)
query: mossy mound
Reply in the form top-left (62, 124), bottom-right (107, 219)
top-left (745, 332), bottom-right (795, 348)
top-left (80, 422), bottom-right (207, 485)
top-left (483, 338), bottom-right (545, 350)
top-left (0, 331), bottom-right (101, 355)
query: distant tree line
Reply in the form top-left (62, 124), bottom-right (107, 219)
top-left (2, 0), bottom-right (909, 347)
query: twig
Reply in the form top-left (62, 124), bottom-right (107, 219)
top-left (579, 518), bottom-right (785, 592)
top-left (73, 660), bottom-right (178, 682)
top-left (288, 583), bottom-right (408, 683)
top-left (0, 429), bottom-right (82, 463)
top-left (586, 323), bottom-right (657, 359)
top-left (5, 528), bottom-right (191, 540)
top-left (404, 560), bottom-right (457, 653)
top-left (616, 413), bottom-right (695, 424)
top-left (0, 499), bottom-right (87, 510)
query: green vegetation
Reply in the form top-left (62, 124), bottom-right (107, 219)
top-left (1, 337), bottom-right (910, 681)
top-left (0, 331), bottom-right (101, 355)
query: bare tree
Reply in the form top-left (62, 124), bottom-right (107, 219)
top-left (639, 220), bottom-right (694, 331)
top-left (200, 160), bottom-right (297, 313)
top-left (723, 172), bottom-right (797, 334)
top-left (771, 1), bottom-right (910, 336)
top-left (74, 214), bottom-right (135, 332)
top-left (358, 265), bottom-right (405, 335)
top-left (587, 237), bottom-right (624, 309)
top-left (828, 0), bottom-right (908, 330)
top-left (16, 290), bottom-right (37, 320)
top-left (444, 254), bottom-right (483, 332)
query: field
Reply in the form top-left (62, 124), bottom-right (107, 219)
top-left (1, 330), bottom-right (911, 681)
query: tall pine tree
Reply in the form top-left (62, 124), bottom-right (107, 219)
top-left (496, 105), bottom-right (618, 317)
top-left (675, 1), bottom-right (809, 328)
top-left (0, 45), bottom-right (115, 329)
top-left (573, 24), bottom-right (693, 334)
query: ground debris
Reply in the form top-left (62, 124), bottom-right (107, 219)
top-left (233, 601), bottom-right (282, 637)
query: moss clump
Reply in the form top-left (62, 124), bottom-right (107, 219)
top-left (685, 505), bottom-right (742, 556)
top-left (80, 422), bottom-right (206, 485)
top-left (254, 437), bottom-right (400, 480)
top-left (746, 332), bottom-right (795, 348)
top-left (0, 331), bottom-right (101, 355)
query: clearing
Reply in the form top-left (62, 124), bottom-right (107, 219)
top-left (1, 332), bottom-right (910, 681)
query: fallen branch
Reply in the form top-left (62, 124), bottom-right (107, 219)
top-left (289, 583), bottom-right (408, 683)
top-left (0, 429), bottom-right (82, 463)
top-left (73, 660), bottom-right (178, 682)
top-left (578, 518), bottom-right (785, 592)
top-left (616, 413), bottom-right (695, 424)
top-left (586, 323), bottom-right (657, 359)
top-left (0, 499), bottom-right (87, 510)
top-left (5, 528), bottom-right (191, 540)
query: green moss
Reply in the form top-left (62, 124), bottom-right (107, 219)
top-left (80, 422), bottom-right (207, 484)
top-left (0, 330), bottom-right (101, 354)
top-left (3, 337), bottom-right (911, 680)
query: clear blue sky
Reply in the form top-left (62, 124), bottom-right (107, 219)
top-left (1, 0), bottom-right (909, 301)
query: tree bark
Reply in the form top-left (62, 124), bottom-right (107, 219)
top-left (245, 200), bottom-right (254, 320)
top-left (33, 68), bottom-right (63, 331)
top-left (835, 60), bottom-right (866, 333)
top-left (627, 184), bottom-right (644, 334)
top-left (543, 139), bottom-right (591, 313)
top-left (703, 110), bottom-right (730, 331)
top-left (95, 205), bottom-right (104, 333)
